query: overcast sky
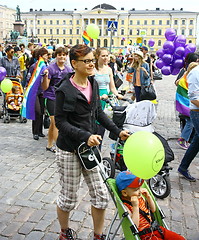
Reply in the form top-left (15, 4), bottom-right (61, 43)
top-left (1, 0), bottom-right (199, 12)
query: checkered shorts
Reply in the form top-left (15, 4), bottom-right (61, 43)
top-left (56, 148), bottom-right (109, 212)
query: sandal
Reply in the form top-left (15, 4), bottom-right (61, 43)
top-left (46, 146), bottom-right (56, 153)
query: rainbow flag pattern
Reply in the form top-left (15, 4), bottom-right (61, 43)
top-left (21, 57), bottom-right (46, 120)
top-left (176, 74), bottom-right (190, 117)
top-left (82, 31), bottom-right (92, 45)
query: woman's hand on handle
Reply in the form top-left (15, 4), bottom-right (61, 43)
top-left (119, 130), bottom-right (130, 141)
top-left (87, 135), bottom-right (102, 147)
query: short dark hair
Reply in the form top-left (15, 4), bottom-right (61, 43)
top-left (19, 43), bottom-right (25, 48)
top-left (14, 46), bottom-right (20, 52)
top-left (5, 45), bottom-right (14, 53)
top-left (36, 48), bottom-right (48, 60)
top-left (55, 47), bottom-right (68, 57)
top-left (184, 53), bottom-right (199, 69)
top-left (69, 44), bottom-right (92, 67)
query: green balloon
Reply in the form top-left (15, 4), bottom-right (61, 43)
top-left (86, 24), bottom-right (100, 39)
top-left (123, 131), bottom-right (165, 179)
top-left (1, 78), bottom-right (13, 93)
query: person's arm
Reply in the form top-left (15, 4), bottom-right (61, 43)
top-left (108, 67), bottom-right (123, 99)
top-left (140, 188), bottom-right (156, 213)
top-left (41, 68), bottom-right (50, 90)
top-left (140, 63), bottom-right (150, 78)
top-left (130, 196), bottom-right (140, 227)
top-left (188, 69), bottom-right (199, 108)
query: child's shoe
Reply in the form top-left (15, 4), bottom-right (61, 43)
top-left (93, 233), bottom-right (108, 240)
top-left (59, 228), bottom-right (77, 240)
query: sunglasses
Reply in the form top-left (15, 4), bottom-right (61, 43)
top-left (76, 59), bottom-right (96, 64)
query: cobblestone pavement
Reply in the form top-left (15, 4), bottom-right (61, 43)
top-left (0, 75), bottom-right (198, 240)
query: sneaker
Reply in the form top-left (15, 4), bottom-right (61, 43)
top-left (178, 168), bottom-right (196, 182)
top-left (59, 228), bottom-right (78, 240)
top-left (177, 138), bottom-right (188, 150)
top-left (93, 233), bottom-right (108, 240)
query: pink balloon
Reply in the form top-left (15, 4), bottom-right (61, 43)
top-left (0, 67), bottom-right (7, 81)
top-left (161, 66), bottom-right (172, 75)
top-left (165, 28), bottom-right (176, 41)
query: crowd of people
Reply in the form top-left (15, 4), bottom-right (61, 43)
top-left (0, 42), bottom-right (197, 240)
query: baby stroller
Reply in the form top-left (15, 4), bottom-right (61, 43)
top-left (2, 77), bottom-right (27, 123)
top-left (77, 142), bottom-right (169, 240)
top-left (102, 98), bottom-right (174, 199)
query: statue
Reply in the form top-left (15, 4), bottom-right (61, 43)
top-left (23, 29), bottom-right (27, 37)
top-left (16, 5), bottom-right (21, 22)
top-left (10, 30), bottom-right (20, 41)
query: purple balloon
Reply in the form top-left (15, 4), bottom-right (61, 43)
top-left (156, 49), bottom-right (165, 58)
top-left (184, 43), bottom-right (196, 57)
top-left (161, 66), bottom-right (172, 75)
top-left (0, 67), bottom-right (7, 81)
top-left (162, 54), bottom-right (172, 65)
top-left (163, 41), bottom-right (175, 54)
top-left (174, 46), bottom-right (185, 57)
top-left (173, 59), bottom-right (184, 69)
top-left (165, 28), bottom-right (176, 41)
top-left (174, 35), bottom-right (186, 48)
top-left (171, 68), bottom-right (181, 75)
top-left (148, 39), bottom-right (155, 47)
top-left (155, 59), bottom-right (165, 69)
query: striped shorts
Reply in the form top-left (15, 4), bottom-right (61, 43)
top-left (56, 148), bottom-right (109, 212)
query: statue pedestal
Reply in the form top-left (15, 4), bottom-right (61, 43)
top-left (13, 21), bottom-right (24, 36)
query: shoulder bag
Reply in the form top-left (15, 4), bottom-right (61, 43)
top-left (140, 83), bottom-right (156, 101)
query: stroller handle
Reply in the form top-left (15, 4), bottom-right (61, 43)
top-left (101, 95), bottom-right (133, 108)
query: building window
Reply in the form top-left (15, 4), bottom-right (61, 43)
top-left (112, 39), bottom-right (114, 45)
top-left (104, 39), bottom-right (107, 47)
top-left (152, 20), bottom-right (155, 25)
top-left (50, 29), bottom-right (53, 34)
top-left (63, 20), bottom-right (66, 25)
top-left (97, 39), bottom-right (100, 48)
top-left (121, 20), bottom-right (124, 25)
top-left (105, 29), bottom-right (108, 36)
top-left (91, 19), bottom-right (95, 24)
top-left (121, 40), bottom-right (124, 46)
top-left (189, 40), bottom-right (192, 43)
top-left (63, 29), bottom-right (66, 34)
top-left (44, 20), bottom-right (46, 24)
top-left (130, 20), bottom-right (133, 25)
top-left (57, 39), bottom-right (59, 44)
top-left (44, 29), bottom-right (46, 34)
top-left (151, 29), bottom-right (154, 35)
top-left (85, 19), bottom-right (88, 25)
top-left (189, 29), bottom-right (193, 35)
top-left (63, 39), bottom-right (66, 44)
top-left (182, 19), bottom-right (186, 25)
top-left (143, 40), bottom-right (147, 45)
top-left (99, 29), bottom-right (102, 36)
top-left (70, 20), bottom-right (72, 25)
top-left (137, 20), bottom-right (140, 25)
top-left (44, 39), bottom-right (46, 43)
top-left (121, 29), bottom-right (124, 35)
top-left (137, 29), bottom-right (140, 35)
top-left (70, 29), bottom-right (72, 34)
top-left (31, 20), bottom-right (33, 25)
top-left (181, 29), bottom-right (185, 35)
top-left (190, 20), bottom-right (193, 25)
top-left (129, 29), bottom-right (133, 35)
top-left (76, 39), bottom-right (79, 44)
top-left (159, 20), bottom-right (162, 25)
top-left (50, 20), bottom-right (53, 24)
top-left (158, 40), bottom-right (161, 46)
top-left (76, 29), bottom-right (79, 34)
top-left (144, 20), bottom-right (147, 25)
top-left (57, 20), bottom-right (59, 25)
top-left (76, 20), bottom-right (79, 25)
top-left (167, 20), bottom-right (170, 25)
top-left (37, 29), bottom-right (40, 34)
top-left (69, 39), bottom-right (72, 44)
top-left (98, 20), bottom-right (102, 25)
top-left (37, 20), bottom-right (40, 24)
top-left (158, 29), bottom-right (162, 35)
top-left (174, 20), bottom-right (178, 25)
top-left (57, 29), bottom-right (59, 34)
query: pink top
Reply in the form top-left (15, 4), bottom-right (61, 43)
top-left (70, 76), bottom-right (92, 103)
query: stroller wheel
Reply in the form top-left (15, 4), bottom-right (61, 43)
top-left (3, 115), bottom-right (10, 123)
top-left (19, 116), bottom-right (27, 123)
top-left (148, 174), bottom-right (171, 199)
top-left (102, 157), bottom-right (115, 178)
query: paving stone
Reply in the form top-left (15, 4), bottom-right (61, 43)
top-left (1, 221), bottom-right (23, 237)
top-left (25, 231), bottom-right (45, 240)
top-left (18, 221), bottom-right (36, 235)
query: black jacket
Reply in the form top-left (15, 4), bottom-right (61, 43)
top-left (55, 72), bottom-right (121, 152)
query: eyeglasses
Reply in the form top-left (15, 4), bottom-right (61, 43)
top-left (77, 59), bottom-right (96, 64)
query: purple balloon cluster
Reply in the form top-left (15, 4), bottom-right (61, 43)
top-left (0, 67), bottom-right (7, 82)
top-left (155, 28), bottom-right (196, 76)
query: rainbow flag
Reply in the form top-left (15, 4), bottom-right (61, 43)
top-left (21, 57), bottom-right (46, 120)
top-left (82, 31), bottom-right (92, 45)
top-left (176, 74), bottom-right (190, 117)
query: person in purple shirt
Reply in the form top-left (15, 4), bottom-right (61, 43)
top-left (42, 47), bottom-right (72, 153)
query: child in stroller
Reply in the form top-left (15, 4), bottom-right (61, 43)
top-left (7, 85), bottom-right (23, 111)
top-left (116, 171), bottom-right (185, 240)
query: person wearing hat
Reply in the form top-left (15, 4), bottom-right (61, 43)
top-left (116, 171), bottom-right (185, 240)
top-left (128, 51), bottom-right (151, 101)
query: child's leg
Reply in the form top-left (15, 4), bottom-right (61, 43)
top-left (159, 226), bottom-right (185, 240)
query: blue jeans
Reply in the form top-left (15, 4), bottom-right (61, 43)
top-left (181, 117), bottom-right (193, 142)
top-left (179, 110), bottom-right (199, 171)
